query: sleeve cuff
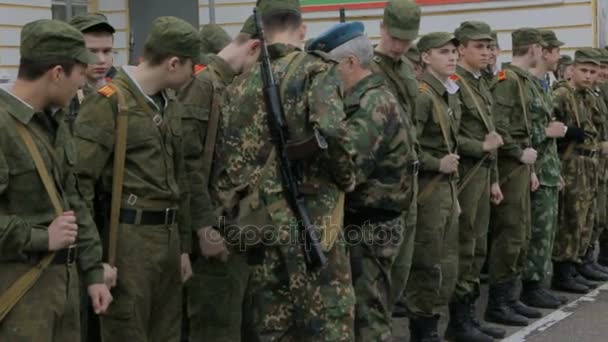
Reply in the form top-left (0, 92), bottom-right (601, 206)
top-left (82, 266), bottom-right (104, 287)
top-left (28, 226), bottom-right (49, 252)
top-left (422, 157), bottom-right (441, 172)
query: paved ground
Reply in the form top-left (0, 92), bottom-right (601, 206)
top-left (391, 282), bottom-right (608, 341)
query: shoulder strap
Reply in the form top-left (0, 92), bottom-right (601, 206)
top-left (107, 85), bottom-right (129, 266)
top-left (456, 73), bottom-right (493, 131)
top-left (0, 121), bottom-right (64, 322)
top-left (507, 70), bottom-right (532, 139)
top-left (420, 86), bottom-right (453, 153)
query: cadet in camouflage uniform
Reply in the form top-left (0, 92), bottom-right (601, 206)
top-left (212, 1), bottom-right (356, 340)
top-left (198, 23), bottom-right (232, 65)
top-left (372, 0), bottom-right (421, 315)
top-left (551, 49), bottom-right (605, 294)
top-left (180, 18), bottom-right (261, 342)
top-left (519, 30), bottom-right (568, 309)
top-left (0, 19), bottom-right (113, 341)
top-left (446, 21), bottom-right (505, 342)
top-left (74, 17), bottom-right (202, 342)
top-left (484, 29), bottom-right (545, 327)
top-left (557, 55), bottom-right (575, 81)
top-left (309, 22), bottom-right (416, 342)
top-left (482, 31), bottom-right (500, 84)
top-left (405, 32), bottom-right (460, 342)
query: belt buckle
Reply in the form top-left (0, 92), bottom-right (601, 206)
top-left (164, 208), bottom-right (174, 225)
top-left (412, 161), bottom-right (420, 176)
top-left (66, 245), bottom-right (76, 265)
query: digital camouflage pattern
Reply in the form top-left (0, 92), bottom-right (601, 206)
top-left (591, 87), bottom-right (608, 244)
top-left (552, 81), bottom-right (599, 262)
top-left (0, 86), bottom-right (104, 340)
top-left (405, 72), bottom-right (460, 318)
top-left (341, 74), bottom-right (415, 341)
top-left (212, 43), bottom-right (356, 341)
top-left (451, 66), bottom-right (497, 301)
top-left (523, 79), bottom-right (561, 282)
top-left (488, 64), bottom-right (536, 284)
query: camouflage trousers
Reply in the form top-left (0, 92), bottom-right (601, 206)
top-left (0, 263), bottom-right (80, 341)
top-left (244, 235), bottom-right (355, 342)
top-left (405, 178), bottom-right (459, 318)
top-left (554, 156), bottom-right (597, 262)
top-left (348, 216), bottom-right (404, 342)
top-left (523, 185), bottom-right (559, 282)
top-left (489, 163), bottom-right (531, 284)
top-left (592, 159), bottom-right (608, 244)
top-left (452, 165), bottom-right (490, 302)
top-left (187, 252), bottom-right (250, 342)
top-left (100, 223), bottom-right (183, 342)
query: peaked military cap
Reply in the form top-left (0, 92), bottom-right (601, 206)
top-left (454, 21), bottom-right (493, 43)
top-left (575, 48), bottom-right (601, 65)
top-left (418, 32), bottom-right (458, 53)
top-left (69, 12), bottom-right (115, 33)
top-left (199, 24), bottom-right (231, 55)
top-left (145, 16), bottom-right (202, 64)
top-left (256, 0), bottom-right (301, 18)
top-left (307, 22), bottom-right (365, 52)
top-left (540, 30), bottom-right (564, 48)
top-left (383, 0), bottom-right (421, 40)
top-left (512, 28), bottom-right (547, 48)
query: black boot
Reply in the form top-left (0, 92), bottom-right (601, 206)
top-left (445, 300), bottom-right (493, 342)
top-left (573, 268), bottom-right (601, 289)
top-left (520, 280), bottom-right (561, 309)
top-left (551, 261), bottom-right (590, 294)
top-left (468, 296), bottom-right (505, 339)
top-left (577, 259), bottom-right (608, 282)
top-left (585, 246), bottom-right (608, 276)
top-left (410, 316), bottom-right (441, 342)
top-left (484, 281), bottom-right (528, 326)
top-left (508, 299), bottom-right (542, 319)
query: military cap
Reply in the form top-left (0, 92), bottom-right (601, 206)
top-left (199, 24), bottom-right (231, 55)
top-left (490, 31), bottom-right (500, 48)
top-left (454, 21), bottom-right (493, 43)
top-left (256, 0), bottom-right (301, 18)
top-left (596, 48), bottom-right (608, 64)
top-left (307, 22), bottom-right (365, 52)
top-left (240, 15), bottom-right (260, 38)
top-left (540, 30), bottom-right (564, 48)
top-left (417, 32), bottom-right (458, 53)
top-left (21, 19), bottom-right (97, 64)
top-left (574, 48), bottom-right (601, 65)
top-left (559, 54), bottom-right (573, 66)
top-left (405, 44), bottom-right (421, 64)
top-left (512, 28), bottom-right (547, 48)
top-left (69, 12), bottom-right (115, 33)
top-left (383, 0), bottom-right (421, 41)
top-left (145, 16), bottom-right (202, 64)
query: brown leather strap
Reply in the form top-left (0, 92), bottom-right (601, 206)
top-left (420, 87), bottom-right (453, 153)
top-left (456, 73), bottom-right (493, 131)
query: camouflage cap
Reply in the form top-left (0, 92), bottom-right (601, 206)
top-left (512, 28), bottom-right (547, 48)
top-left (21, 19), bottom-right (97, 64)
top-left (256, 0), bottom-right (301, 18)
top-left (240, 15), bottom-right (260, 38)
top-left (574, 48), bottom-right (601, 65)
top-left (199, 24), bottom-right (231, 55)
top-left (454, 21), bottom-right (493, 43)
top-left (596, 48), bottom-right (608, 64)
top-left (383, 0), bottom-right (421, 41)
top-left (69, 12), bottom-right (115, 33)
top-left (559, 54), bottom-right (573, 66)
top-left (417, 32), bottom-right (458, 53)
top-left (145, 16), bottom-right (202, 64)
top-left (405, 44), bottom-right (421, 64)
top-left (540, 30), bottom-right (564, 48)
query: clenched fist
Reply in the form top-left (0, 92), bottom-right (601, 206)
top-left (48, 211), bottom-right (78, 251)
top-left (439, 154), bottom-right (460, 174)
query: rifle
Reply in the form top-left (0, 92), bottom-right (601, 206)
top-left (339, 7), bottom-right (346, 23)
top-left (253, 8), bottom-right (327, 270)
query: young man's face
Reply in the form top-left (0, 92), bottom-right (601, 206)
top-left (488, 42), bottom-right (500, 67)
top-left (599, 64), bottom-right (608, 82)
top-left (571, 63), bottom-right (598, 89)
top-left (379, 23), bottom-right (413, 60)
top-left (50, 63), bottom-right (87, 107)
top-left (563, 64), bottom-right (574, 80)
top-left (423, 42), bottom-right (458, 79)
top-left (543, 47), bottom-right (561, 72)
top-left (458, 39), bottom-right (491, 71)
top-left (83, 32), bottom-right (114, 82)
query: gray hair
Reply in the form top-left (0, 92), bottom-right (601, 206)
top-left (328, 34), bottom-right (374, 69)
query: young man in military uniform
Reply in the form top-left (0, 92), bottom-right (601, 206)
top-left (372, 0), bottom-right (421, 316)
top-left (405, 32), bottom-right (460, 342)
top-left (484, 28), bottom-right (545, 327)
top-left (405, 44), bottom-right (423, 81)
top-left (309, 21), bottom-right (416, 342)
top-left (0, 19), bottom-right (113, 341)
top-left (179, 17), bottom-right (261, 342)
top-left (212, 1), bottom-right (357, 340)
top-left (552, 48), bottom-right (608, 294)
top-left (198, 23), bottom-right (232, 65)
top-left (446, 21), bottom-right (505, 342)
top-left (519, 30), bottom-right (569, 309)
top-left (73, 16), bottom-right (202, 342)
top-left (482, 31), bottom-right (501, 83)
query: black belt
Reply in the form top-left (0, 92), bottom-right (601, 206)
top-left (575, 148), bottom-right (597, 158)
top-left (52, 246), bottom-right (77, 265)
top-left (344, 207), bottom-right (402, 227)
top-left (119, 208), bottom-right (178, 225)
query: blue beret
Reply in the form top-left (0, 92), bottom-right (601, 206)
top-left (307, 22), bottom-right (365, 52)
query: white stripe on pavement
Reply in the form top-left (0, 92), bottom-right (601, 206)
top-left (502, 283), bottom-right (608, 342)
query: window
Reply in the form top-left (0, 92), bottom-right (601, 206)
top-left (52, 0), bottom-right (88, 22)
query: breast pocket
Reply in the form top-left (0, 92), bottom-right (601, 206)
top-left (180, 108), bottom-right (207, 158)
top-left (6, 146), bottom-right (52, 214)
top-left (127, 111), bottom-right (158, 149)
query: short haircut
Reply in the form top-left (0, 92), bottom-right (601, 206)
top-left (262, 12), bottom-right (302, 33)
top-left (329, 35), bottom-right (374, 69)
top-left (17, 57), bottom-right (84, 81)
top-left (143, 47), bottom-right (190, 66)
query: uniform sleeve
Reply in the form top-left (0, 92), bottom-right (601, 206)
top-left (457, 134), bottom-right (485, 159)
top-left (308, 65), bottom-right (356, 191)
top-left (415, 93), bottom-right (442, 172)
top-left (174, 127), bottom-right (193, 254)
top-left (492, 79), bottom-right (524, 162)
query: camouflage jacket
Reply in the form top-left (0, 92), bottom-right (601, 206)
top-left (0, 86), bottom-right (104, 286)
top-left (529, 77), bottom-right (561, 187)
top-left (73, 67), bottom-right (192, 253)
top-left (213, 43), bottom-right (355, 244)
top-left (416, 72), bottom-right (461, 173)
top-left (453, 65), bottom-right (498, 184)
top-left (343, 73), bottom-right (416, 214)
top-left (178, 54), bottom-right (236, 230)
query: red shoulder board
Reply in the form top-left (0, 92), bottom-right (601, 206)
top-left (498, 70), bottom-right (507, 81)
top-left (449, 74), bottom-right (459, 81)
top-left (98, 84), bottom-right (116, 98)
top-left (194, 64), bottom-right (207, 75)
